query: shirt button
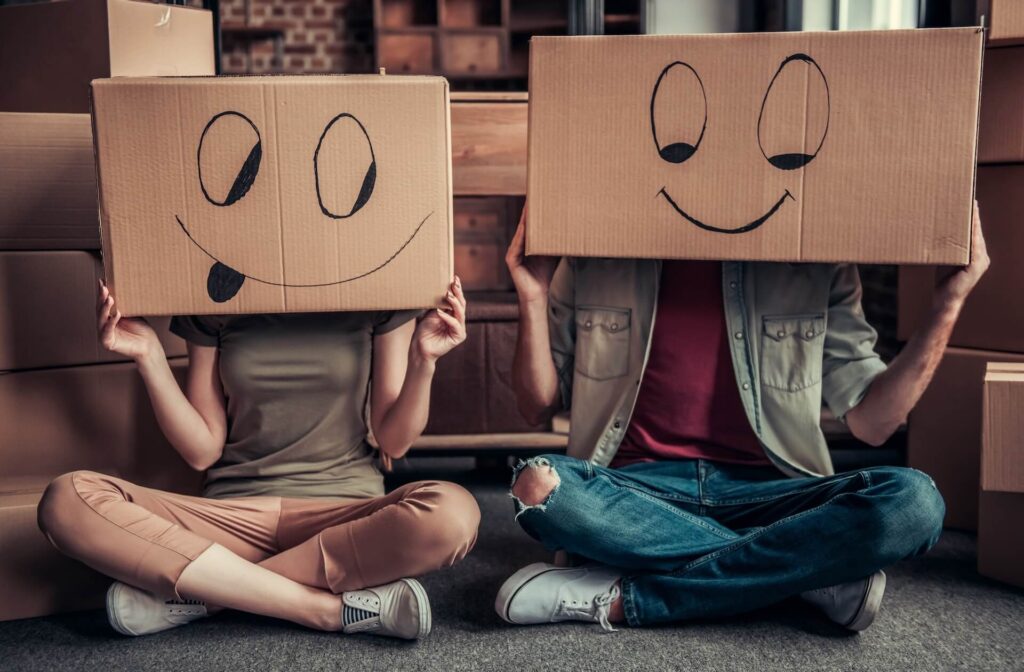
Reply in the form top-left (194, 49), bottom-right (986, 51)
top-left (585, 320), bottom-right (592, 328)
top-left (613, 420), bottom-right (622, 429)
top-left (742, 382), bottom-right (751, 390)
top-left (805, 329), bottom-right (815, 338)
top-left (777, 329), bottom-right (786, 338)
top-left (729, 281), bottom-right (737, 289)
top-left (610, 323), bottom-right (618, 331)
top-left (734, 331), bottom-right (744, 340)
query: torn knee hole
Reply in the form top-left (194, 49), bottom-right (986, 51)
top-left (510, 458), bottom-right (561, 509)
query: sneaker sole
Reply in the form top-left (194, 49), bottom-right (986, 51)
top-left (106, 582), bottom-right (135, 636)
top-left (846, 570), bottom-right (886, 632)
top-left (494, 562), bottom-right (560, 625)
top-left (400, 578), bottom-right (432, 639)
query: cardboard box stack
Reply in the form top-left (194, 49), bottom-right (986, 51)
top-left (978, 363), bottom-right (1024, 587)
top-left (0, 0), bottom-right (215, 621)
top-left (899, 8), bottom-right (1024, 532)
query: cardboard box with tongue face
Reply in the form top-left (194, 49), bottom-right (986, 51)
top-left (91, 75), bottom-right (453, 317)
top-left (525, 28), bottom-right (983, 266)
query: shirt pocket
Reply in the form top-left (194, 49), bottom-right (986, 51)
top-left (575, 305), bottom-right (631, 381)
top-left (760, 314), bottom-right (826, 391)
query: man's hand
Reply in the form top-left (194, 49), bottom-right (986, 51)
top-left (506, 204), bottom-right (559, 305)
top-left (933, 200), bottom-right (989, 312)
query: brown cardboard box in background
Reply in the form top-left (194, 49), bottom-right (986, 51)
top-left (898, 165), bottom-right (1024, 351)
top-left (907, 347), bottom-right (1024, 531)
top-left (0, 482), bottom-right (111, 621)
top-left (0, 251), bottom-right (185, 371)
top-left (91, 76), bottom-right (454, 316)
top-left (0, 114), bottom-right (100, 250)
top-left (526, 29), bottom-right (982, 265)
top-left (979, 0), bottom-right (1024, 45)
top-left (978, 491), bottom-right (1024, 588)
top-left (0, 360), bottom-right (201, 492)
top-left (977, 47), bottom-right (1024, 164)
top-left (982, 363), bottom-right (1024, 493)
top-left (0, 0), bottom-right (214, 114)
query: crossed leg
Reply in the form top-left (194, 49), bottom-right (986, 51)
top-left (37, 471), bottom-right (480, 630)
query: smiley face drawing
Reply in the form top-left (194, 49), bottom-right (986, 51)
top-left (176, 109), bottom-right (432, 303)
top-left (650, 53), bottom-right (830, 235)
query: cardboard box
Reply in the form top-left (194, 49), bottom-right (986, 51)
top-left (0, 481), bottom-right (111, 621)
top-left (0, 359), bottom-right (202, 493)
top-left (526, 29), bottom-right (982, 265)
top-left (979, 0), bottom-right (1024, 46)
top-left (91, 75), bottom-right (454, 316)
top-left (977, 491), bottom-right (1024, 588)
top-left (982, 362), bottom-right (1024, 493)
top-left (0, 113), bottom-right (101, 250)
top-left (0, 0), bottom-right (214, 114)
top-left (908, 347), bottom-right (1024, 531)
top-left (898, 165), bottom-right (1024, 352)
top-left (0, 251), bottom-right (186, 371)
top-left (977, 46), bottom-right (1024, 163)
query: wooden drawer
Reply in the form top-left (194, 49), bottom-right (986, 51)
top-left (454, 197), bottom-right (508, 235)
top-left (454, 238), bottom-right (509, 292)
top-left (443, 32), bottom-right (502, 74)
top-left (378, 33), bottom-right (435, 74)
top-left (451, 95), bottom-right (528, 195)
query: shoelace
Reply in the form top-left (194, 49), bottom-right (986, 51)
top-left (557, 585), bottom-right (621, 633)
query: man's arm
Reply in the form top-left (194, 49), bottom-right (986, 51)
top-left (506, 206), bottom-right (565, 425)
top-left (846, 202), bottom-right (989, 446)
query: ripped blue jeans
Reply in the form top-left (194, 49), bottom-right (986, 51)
top-left (510, 454), bottom-right (944, 627)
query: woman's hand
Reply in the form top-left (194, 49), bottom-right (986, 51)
top-left (413, 276), bottom-right (467, 363)
top-left (505, 204), bottom-right (559, 305)
top-left (98, 281), bottom-right (161, 362)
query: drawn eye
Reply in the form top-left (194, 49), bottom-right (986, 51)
top-left (650, 61), bottom-right (707, 164)
top-left (197, 111), bottom-right (262, 206)
top-left (314, 113), bottom-right (376, 219)
top-left (758, 53), bottom-right (830, 170)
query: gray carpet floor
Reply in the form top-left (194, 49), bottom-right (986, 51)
top-left (2, 460), bottom-right (1023, 672)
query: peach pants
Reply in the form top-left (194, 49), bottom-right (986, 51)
top-left (37, 471), bottom-right (480, 598)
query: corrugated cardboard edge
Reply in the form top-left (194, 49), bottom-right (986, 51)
top-left (966, 27), bottom-right (986, 266)
top-left (89, 81), bottom-right (115, 297)
top-left (524, 36), bottom-right (537, 256)
top-left (442, 76), bottom-right (455, 301)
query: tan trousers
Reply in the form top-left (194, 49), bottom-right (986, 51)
top-left (37, 471), bottom-right (480, 598)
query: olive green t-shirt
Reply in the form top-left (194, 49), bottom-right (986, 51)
top-left (170, 311), bottom-right (419, 500)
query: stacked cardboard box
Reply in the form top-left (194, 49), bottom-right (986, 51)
top-left (899, 12), bottom-right (1024, 531)
top-left (0, 0), bottom-right (214, 621)
top-left (978, 363), bottom-right (1024, 587)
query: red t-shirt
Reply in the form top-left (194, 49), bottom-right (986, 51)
top-left (611, 260), bottom-right (770, 468)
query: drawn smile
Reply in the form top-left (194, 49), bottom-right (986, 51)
top-left (174, 210), bottom-right (432, 287)
top-left (658, 188), bottom-right (794, 235)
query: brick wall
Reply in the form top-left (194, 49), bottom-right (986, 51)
top-left (218, 0), bottom-right (375, 75)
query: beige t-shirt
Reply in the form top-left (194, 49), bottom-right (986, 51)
top-left (170, 311), bottom-right (419, 500)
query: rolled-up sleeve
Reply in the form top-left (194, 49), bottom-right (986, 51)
top-left (821, 264), bottom-right (888, 421)
top-left (547, 258), bottom-right (576, 409)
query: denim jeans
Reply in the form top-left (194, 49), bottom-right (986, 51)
top-left (510, 454), bottom-right (945, 627)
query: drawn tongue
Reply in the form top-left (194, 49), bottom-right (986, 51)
top-left (207, 262), bottom-right (245, 303)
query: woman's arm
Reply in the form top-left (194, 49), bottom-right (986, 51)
top-left (370, 277), bottom-right (467, 461)
top-left (98, 283), bottom-right (227, 470)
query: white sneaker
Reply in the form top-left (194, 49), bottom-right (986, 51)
top-left (342, 578), bottom-right (431, 640)
top-left (495, 562), bottom-right (622, 632)
top-left (106, 582), bottom-right (208, 636)
top-left (801, 570), bottom-right (887, 631)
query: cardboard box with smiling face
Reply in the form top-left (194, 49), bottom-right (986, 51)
top-left (526, 29), bottom-right (983, 265)
top-left (91, 75), bottom-right (453, 316)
